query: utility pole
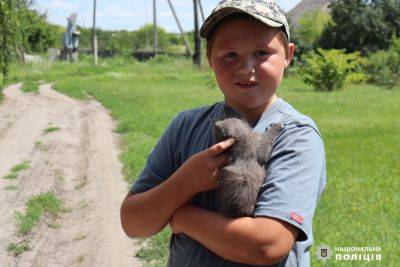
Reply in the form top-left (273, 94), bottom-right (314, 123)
top-left (167, 0), bottom-right (192, 56)
top-left (197, 0), bottom-right (205, 23)
top-left (92, 0), bottom-right (98, 66)
top-left (193, 0), bottom-right (201, 67)
top-left (153, 0), bottom-right (158, 56)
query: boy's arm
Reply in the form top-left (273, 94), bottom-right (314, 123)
top-left (120, 138), bottom-right (235, 238)
top-left (170, 204), bottom-right (298, 266)
top-left (170, 124), bottom-right (325, 265)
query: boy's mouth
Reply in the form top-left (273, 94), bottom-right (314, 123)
top-left (235, 82), bottom-right (258, 89)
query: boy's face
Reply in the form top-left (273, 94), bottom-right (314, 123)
top-left (208, 18), bottom-right (294, 114)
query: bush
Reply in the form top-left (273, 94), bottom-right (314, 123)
top-left (300, 48), bottom-right (365, 91)
top-left (366, 38), bottom-right (400, 88)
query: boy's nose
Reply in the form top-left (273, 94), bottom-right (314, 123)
top-left (237, 58), bottom-right (256, 76)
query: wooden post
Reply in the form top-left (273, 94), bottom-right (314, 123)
top-left (153, 0), bottom-right (158, 56)
top-left (167, 0), bottom-right (192, 56)
top-left (92, 0), bottom-right (98, 66)
top-left (197, 0), bottom-right (205, 23)
top-left (193, 0), bottom-right (201, 67)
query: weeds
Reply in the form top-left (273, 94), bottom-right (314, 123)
top-left (75, 254), bottom-right (85, 264)
top-left (47, 221), bottom-right (61, 229)
top-left (21, 81), bottom-right (39, 93)
top-left (15, 191), bottom-right (63, 235)
top-left (73, 234), bottom-right (86, 241)
top-left (2, 161), bottom-right (30, 180)
top-left (54, 169), bottom-right (65, 181)
top-left (7, 241), bottom-right (30, 256)
top-left (35, 141), bottom-right (49, 151)
top-left (3, 173), bottom-right (18, 180)
top-left (43, 127), bottom-right (60, 134)
top-left (74, 177), bottom-right (88, 190)
top-left (3, 185), bottom-right (18, 190)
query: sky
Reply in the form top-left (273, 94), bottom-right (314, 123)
top-left (34, 0), bottom-right (302, 32)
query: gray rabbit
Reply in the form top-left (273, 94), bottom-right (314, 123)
top-left (213, 107), bottom-right (283, 218)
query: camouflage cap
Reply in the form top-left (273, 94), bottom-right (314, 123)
top-left (200, 0), bottom-right (290, 41)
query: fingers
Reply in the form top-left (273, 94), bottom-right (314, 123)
top-left (213, 153), bottom-right (230, 167)
top-left (207, 138), bottom-right (235, 157)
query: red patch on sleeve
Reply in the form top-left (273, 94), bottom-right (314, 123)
top-left (290, 212), bottom-right (303, 225)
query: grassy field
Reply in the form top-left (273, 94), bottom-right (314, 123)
top-left (1, 56), bottom-right (399, 266)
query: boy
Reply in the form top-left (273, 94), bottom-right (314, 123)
top-left (120, 0), bottom-right (326, 266)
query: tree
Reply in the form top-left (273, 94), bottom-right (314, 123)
top-left (24, 11), bottom-right (58, 53)
top-left (0, 0), bottom-right (18, 82)
top-left (292, 10), bottom-right (331, 58)
top-left (0, 0), bottom-right (59, 82)
top-left (133, 24), bottom-right (170, 51)
top-left (318, 0), bottom-right (400, 54)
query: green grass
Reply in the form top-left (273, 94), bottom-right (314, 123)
top-left (43, 126), bottom-right (60, 134)
top-left (5, 57), bottom-right (399, 266)
top-left (2, 161), bottom-right (30, 180)
top-left (136, 228), bottom-right (171, 266)
top-left (72, 234), bottom-right (87, 241)
top-left (15, 191), bottom-right (63, 235)
top-left (3, 173), bottom-right (18, 180)
top-left (75, 254), bottom-right (86, 264)
top-left (3, 184), bottom-right (18, 190)
top-left (11, 161), bottom-right (30, 172)
top-left (54, 169), bottom-right (65, 181)
top-left (21, 80), bottom-right (39, 93)
top-left (7, 241), bottom-right (30, 256)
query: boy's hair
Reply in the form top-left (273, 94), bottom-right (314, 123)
top-left (206, 13), bottom-right (289, 60)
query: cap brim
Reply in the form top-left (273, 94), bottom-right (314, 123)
top-left (200, 7), bottom-right (283, 39)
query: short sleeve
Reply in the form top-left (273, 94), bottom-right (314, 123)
top-left (130, 113), bottom-right (183, 194)
top-left (253, 124), bottom-right (326, 242)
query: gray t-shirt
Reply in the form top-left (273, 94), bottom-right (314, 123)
top-left (131, 98), bottom-right (327, 267)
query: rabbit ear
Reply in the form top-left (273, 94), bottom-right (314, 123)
top-left (257, 123), bottom-right (284, 164)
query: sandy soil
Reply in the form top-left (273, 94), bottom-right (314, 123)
top-left (0, 84), bottom-right (142, 266)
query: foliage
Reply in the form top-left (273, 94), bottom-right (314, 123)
top-left (318, 0), bottom-right (400, 54)
top-left (0, 0), bottom-right (57, 82)
top-left (293, 10), bottom-right (331, 56)
top-left (22, 11), bottom-right (58, 53)
top-left (0, 0), bottom-right (18, 82)
top-left (365, 37), bottom-right (400, 88)
top-left (300, 48), bottom-right (365, 91)
top-left (77, 24), bottom-right (192, 56)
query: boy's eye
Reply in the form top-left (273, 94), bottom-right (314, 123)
top-left (255, 50), bottom-right (268, 57)
top-left (225, 52), bottom-right (237, 58)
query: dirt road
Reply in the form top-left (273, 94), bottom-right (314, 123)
top-left (0, 84), bottom-right (142, 266)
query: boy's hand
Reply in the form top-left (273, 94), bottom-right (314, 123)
top-left (176, 138), bottom-right (235, 194)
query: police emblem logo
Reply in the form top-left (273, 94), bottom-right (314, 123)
top-left (321, 248), bottom-right (328, 257)
top-left (317, 245), bottom-right (332, 261)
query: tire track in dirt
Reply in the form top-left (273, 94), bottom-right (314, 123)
top-left (0, 84), bottom-right (141, 266)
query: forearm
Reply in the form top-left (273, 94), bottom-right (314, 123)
top-left (174, 205), bottom-right (283, 265)
top-left (120, 172), bottom-right (195, 238)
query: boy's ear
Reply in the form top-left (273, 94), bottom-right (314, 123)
top-left (285, 43), bottom-right (296, 68)
top-left (207, 54), bottom-right (214, 70)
